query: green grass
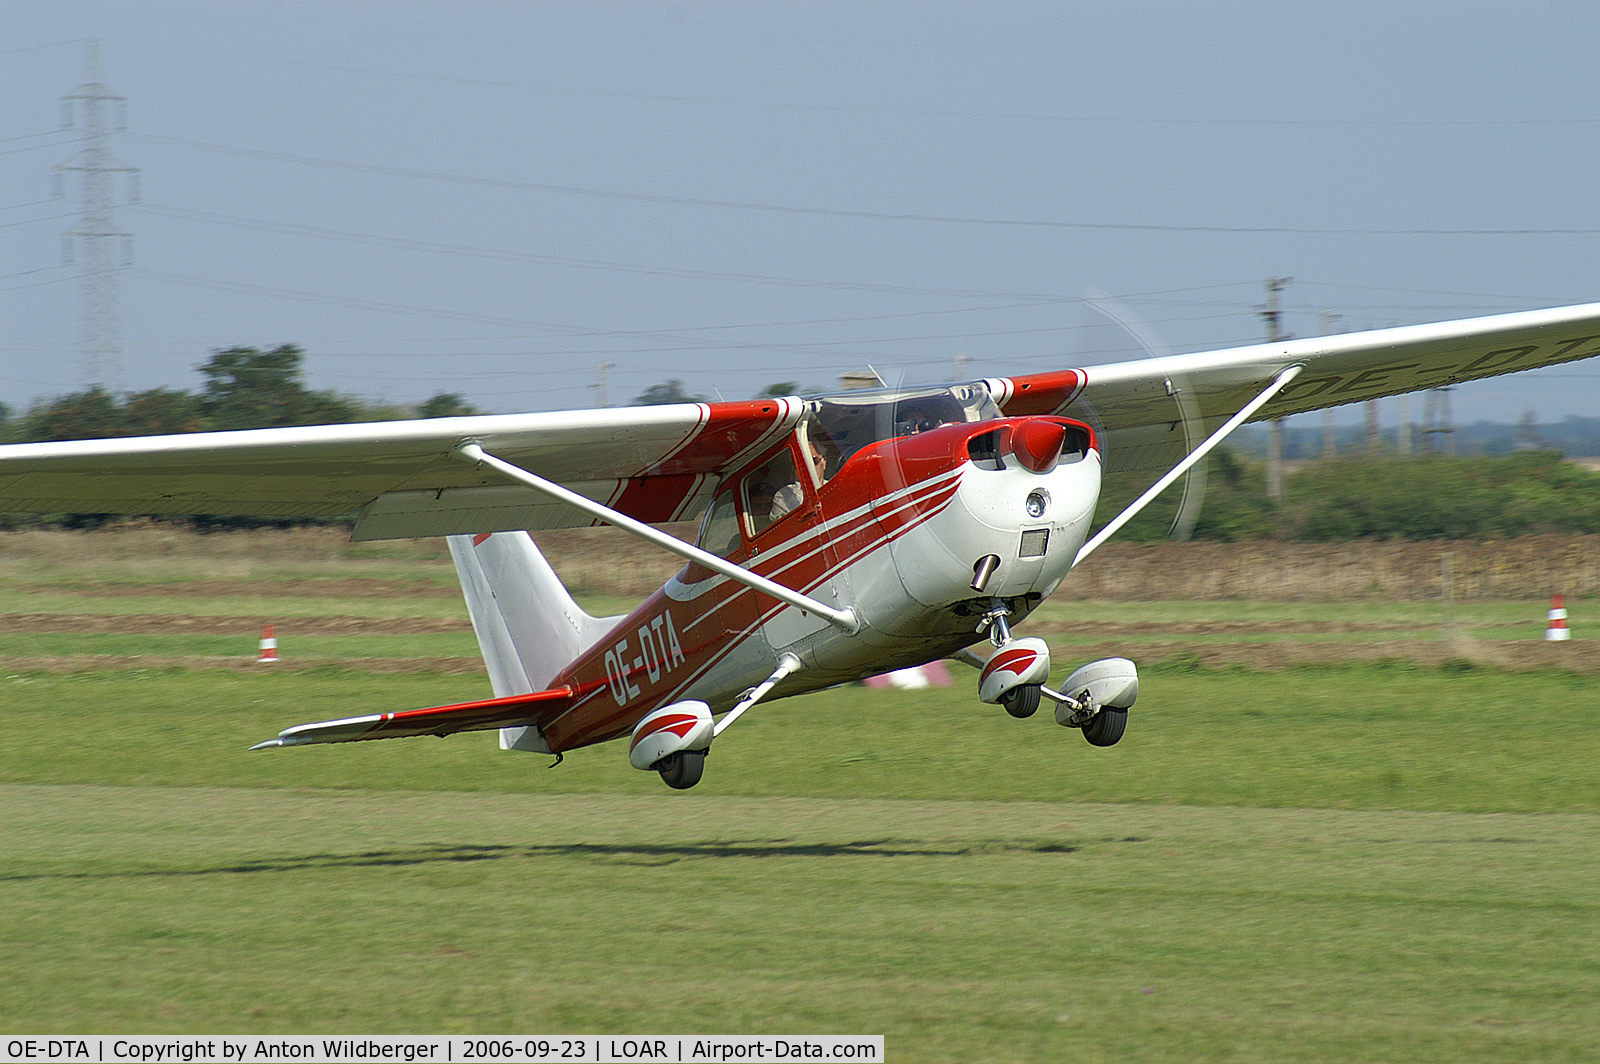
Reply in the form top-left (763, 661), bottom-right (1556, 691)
top-left (4, 526), bottom-right (1599, 1059)
top-left (3, 667), bottom-right (1599, 814)
top-left (3, 669), bottom-right (1599, 1058)
top-left (2, 785), bottom-right (1598, 1060)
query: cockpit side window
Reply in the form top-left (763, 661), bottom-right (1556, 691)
top-left (797, 418), bottom-right (839, 484)
top-left (741, 448), bottom-right (801, 538)
top-left (695, 486), bottom-right (742, 558)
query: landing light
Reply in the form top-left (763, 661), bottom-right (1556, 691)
top-left (1025, 490), bottom-right (1049, 519)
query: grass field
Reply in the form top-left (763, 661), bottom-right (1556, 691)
top-left (2, 527), bottom-right (1598, 1060)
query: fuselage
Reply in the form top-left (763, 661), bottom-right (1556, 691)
top-left (537, 390), bottom-right (1101, 753)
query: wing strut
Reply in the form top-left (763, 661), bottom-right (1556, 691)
top-left (455, 442), bottom-right (860, 633)
top-left (1072, 364), bottom-right (1304, 568)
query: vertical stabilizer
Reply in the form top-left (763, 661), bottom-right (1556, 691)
top-left (447, 532), bottom-right (622, 752)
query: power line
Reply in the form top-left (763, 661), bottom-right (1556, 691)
top-left (1, 211), bottom-right (79, 228)
top-left (1293, 279), bottom-right (1594, 305)
top-left (115, 37), bottom-right (1600, 129)
top-left (130, 202), bottom-right (1048, 300)
top-left (132, 202), bottom-right (1270, 311)
top-left (130, 265), bottom-right (1253, 357)
top-left (129, 132), bottom-right (1600, 237)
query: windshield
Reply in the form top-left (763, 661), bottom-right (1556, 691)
top-left (803, 383), bottom-right (999, 478)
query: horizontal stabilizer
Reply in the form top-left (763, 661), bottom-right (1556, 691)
top-left (249, 686), bottom-right (573, 749)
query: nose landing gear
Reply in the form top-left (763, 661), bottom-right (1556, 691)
top-left (954, 622), bottom-right (1139, 747)
top-left (958, 601), bottom-right (1054, 719)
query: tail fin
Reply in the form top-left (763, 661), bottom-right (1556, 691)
top-left (448, 532), bottom-right (621, 750)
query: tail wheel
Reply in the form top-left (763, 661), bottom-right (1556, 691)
top-left (657, 750), bottom-right (706, 789)
top-left (1081, 707), bottom-right (1127, 747)
top-left (1001, 684), bottom-right (1041, 719)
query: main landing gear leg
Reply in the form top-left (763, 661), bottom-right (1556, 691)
top-left (626, 654), bottom-right (804, 791)
top-left (712, 653), bottom-right (803, 741)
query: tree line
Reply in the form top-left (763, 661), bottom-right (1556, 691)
top-left (1094, 447), bottom-right (1600, 542)
top-left (0, 345), bottom-right (480, 443)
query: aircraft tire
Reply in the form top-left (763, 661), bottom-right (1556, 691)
top-left (1081, 707), bottom-right (1127, 747)
top-left (657, 750), bottom-right (706, 789)
top-left (1001, 684), bottom-right (1041, 719)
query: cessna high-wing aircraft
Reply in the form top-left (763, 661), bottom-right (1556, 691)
top-left (2, 302), bottom-right (1598, 787)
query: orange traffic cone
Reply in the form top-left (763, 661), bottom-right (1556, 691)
top-left (257, 624), bottom-right (280, 662)
top-left (1545, 594), bottom-right (1571, 642)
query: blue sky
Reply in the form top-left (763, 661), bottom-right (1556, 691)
top-left (4, 1), bottom-right (1598, 429)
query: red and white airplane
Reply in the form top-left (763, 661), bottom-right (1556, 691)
top-left (2, 302), bottom-right (1598, 787)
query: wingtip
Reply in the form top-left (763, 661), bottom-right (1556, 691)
top-left (249, 736), bottom-right (314, 751)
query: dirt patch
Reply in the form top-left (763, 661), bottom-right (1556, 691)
top-left (5, 524), bottom-right (1597, 602)
top-left (29, 579), bottom-right (463, 599)
top-left (1065, 535), bottom-right (1600, 602)
top-left (1061, 638), bottom-right (1596, 673)
top-left (0, 655), bottom-right (486, 675)
top-left (530, 528), bottom-right (1600, 602)
top-left (1025, 618), bottom-right (1539, 637)
top-left (4, 637), bottom-right (1586, 676)
top-left (0, 614), bottom-right (469, 635)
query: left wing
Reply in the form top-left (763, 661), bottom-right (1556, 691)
top-left (0, 398), bottom-right (801, 539)
top-left (994, 301), bottom-right (1600, 474)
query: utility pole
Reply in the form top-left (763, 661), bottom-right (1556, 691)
top-left (1397, 393), bottom-right (1412, 456)
top-left (1421, 387), bottom-right (1455, 454)
top-left (594, 362), bottom-right (613, 407)
top-left (1261, 278), bottom-right (1292, 499)
top-left (1319, 310), bottom-right (1341, 459)
top-left (54, 40), bottom-right (138, 394)
top-left (951, 352), bottom-right (967, 382)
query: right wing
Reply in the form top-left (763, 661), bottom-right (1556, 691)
top-left (0, 398), bottom-right (802, 539)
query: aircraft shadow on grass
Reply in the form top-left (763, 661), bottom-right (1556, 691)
top-left (2, 837), bottom-right (1088, 881)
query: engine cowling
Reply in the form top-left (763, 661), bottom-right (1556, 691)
top-left (627, 701), bottom-right (714, 771)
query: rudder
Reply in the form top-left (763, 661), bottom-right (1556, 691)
top-left (447, 531), bottom-right (621, 751)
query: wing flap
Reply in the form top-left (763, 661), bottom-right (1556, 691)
top-left (351, 474), bottom-right (715, 540)
top-left (0, 399), bottom-right (799, 521)
top-left (249, 686), bottom-right (574, 749)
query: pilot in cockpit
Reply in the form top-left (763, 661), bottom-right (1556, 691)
top-left (894, 395), bottom-right (963, 436)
